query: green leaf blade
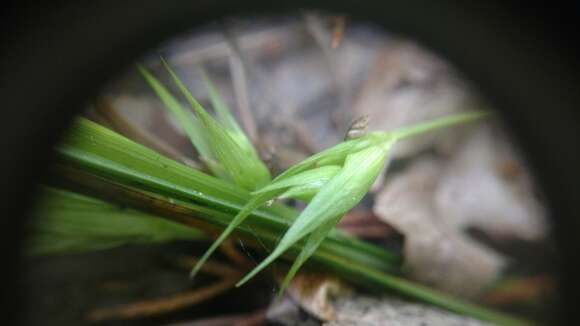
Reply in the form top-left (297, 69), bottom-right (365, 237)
top-left (137, 64), bottom-right (228, 180)
top-left (199, 67), bottom-right (245, 137)
top-left (252, 165), bottom-right (341, 196)
top-left (29, 187), bottom-right (206, 255)
top-left (388, 110), bottom-right (491, 141)
top-left (160, 59), bottom-right (271, 190)
top-left (189, 191), bottom-right (282, 279)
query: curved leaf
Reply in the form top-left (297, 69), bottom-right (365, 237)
top-left (237, 142), bottom-right (394, 287)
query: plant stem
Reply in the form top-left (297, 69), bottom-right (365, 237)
top-left (389, 111), bottom-right (490, 141)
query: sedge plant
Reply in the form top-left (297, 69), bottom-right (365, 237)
top-left (139, 59), bottom-right (491, 295)
top-left (48, 113), bottom-right (530, 325)
top-left (29, 56), bottom-right (530, 325)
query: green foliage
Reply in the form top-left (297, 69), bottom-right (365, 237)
top-left (137, 64), bottom-right (222, 177)
top-left (252, 165), bottom-right (342, 201)
top-left (29, 187), bottom-right (205, 254)
top-left (51, 116), bottom-right (531, 325)
top-left (56, 117), bottom-right (401, 270)
top-left (237, 142), bottom-right (394, 289)
top-left (279, 218), bottom-right (336, 295)
top-left (139, 59), bottom-right (271, 190)
top-left (34, 59), bottom-right (520, 323)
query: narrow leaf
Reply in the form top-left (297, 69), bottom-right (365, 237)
top-left (189, 192), bottom-right (281, 279)
top-left (278, 218), bottom-right (338, 295)
top-left (29, 187), bottom-right (206, 254)
top-left (199, 67), bottom-right (261, 159)
top-left (199, 68), bottom-right (244, 137)
top-left (161, 58), bottom-right (271, 190)
top-left (137, 65), bottom-right (228, 180)
top-left (265, 131), bottom-right (386, 187)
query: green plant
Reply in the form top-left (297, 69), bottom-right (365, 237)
top-left (29, 59), bottom-right (533, 325)
top-left (137, 60), bottom-right (491, 292)
top-left (29, 187), bottom-right (206, 254)
top-left (138, 59), bottom-right (270, 190)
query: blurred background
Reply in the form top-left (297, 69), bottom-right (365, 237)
top-left (25, 13), bottom-right (557, 325)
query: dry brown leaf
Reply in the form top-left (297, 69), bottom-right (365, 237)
top-left (434, 124), bottom-right (547, 241)
top-left (374, 156), bottom-right (505, 297)
top-left (281, 272), bottom-right (352, 321)
top-left (353, 41), bottom-right (473, 160)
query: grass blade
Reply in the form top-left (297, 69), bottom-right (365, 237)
top-left (199, 68), bottom-right (258, 156)
top-left (160, 58), bottom-right (271, 190)
top-left (29, 187), bottom-right (205, 254)
top-left (199, 68), bottom-right (245, 139)
top-left (190, 165), bottom-right (342, 277)
top-left (137, 65), bottom-right (228, 180)
top-left (188, 192), bottom-right (278, 279)
top-left (57, 117), bottom-right (400, 270)
top-left (389, 110), bottom-right (491, 141)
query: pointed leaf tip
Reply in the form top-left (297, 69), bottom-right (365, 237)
top-left (190, 192), bottom-right (282, 278)
top-left (278, 219), bottom-right (337, 296)
top-left (238, 144), bottom-right (393, 286)
top-left (155, 58), bottom-right (271, 190)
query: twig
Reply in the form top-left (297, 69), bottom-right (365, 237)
top-left (331, 16), bottom-right (346, 49)
top-left (88, 255), bottom-right (243, 322)
top-left (288, 118), bottom-right (318, 155)
top-left (481, 275), bottom-right (555, 305)
top-left (225, 34), bottom-right (259, 142)
top-left (166, 23), bottom-right (304, 67)
top-left (88, 277), bottom-right (238, 321)
top-left (171, 255), bottom-right (241, 277)
top-left (303, 12), bottom-right (352, 115)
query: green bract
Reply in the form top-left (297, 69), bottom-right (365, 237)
top-left (191, 111), bottom-right (491, 290)
top-left (44, 110), bottom-right (531, 325)
top-left (139, 59), bottom-right (271, 190)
